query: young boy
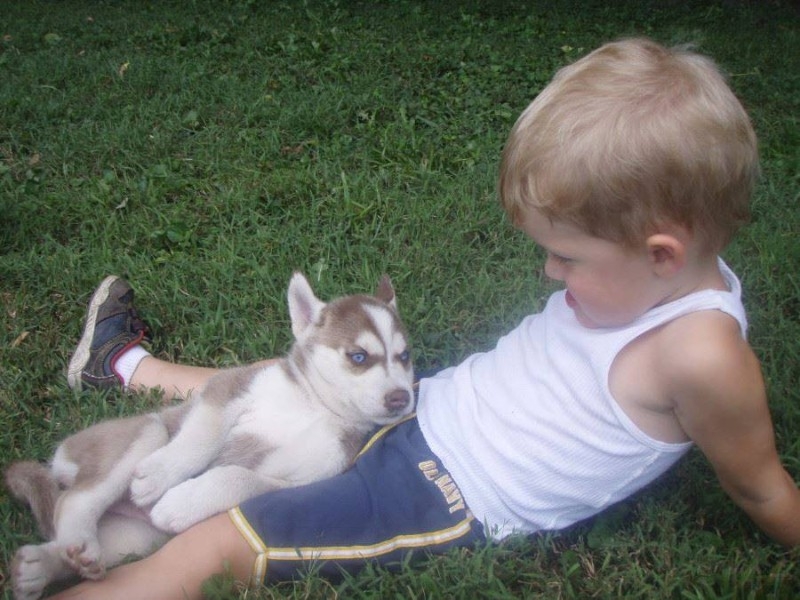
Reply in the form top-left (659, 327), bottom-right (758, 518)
top-left (40, 38), bottom-right (798, 600)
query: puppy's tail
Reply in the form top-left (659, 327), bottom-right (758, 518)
top-left (5, 460), bottom-right (60, 539)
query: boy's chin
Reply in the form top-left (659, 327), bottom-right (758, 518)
top-left (570, 305), bottom-right (636, 329)
top-left (573, 311), bottom-right (603, 329)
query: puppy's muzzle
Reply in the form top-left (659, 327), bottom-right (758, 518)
top-left (384, 389), bottom-right (411, 413)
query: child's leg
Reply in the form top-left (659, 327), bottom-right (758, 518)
top-left (232, 418), bottom-right (484, 583)
top-left (67, 276), bottom-right (275, 401)
top-left (129, 356), bottom-right (277, 401)
top-left (48, 512), bottom-right (254, 600)
top-left (128, 356), bottom-right (221, 401)
top-left (50, 419), bottom-right (482, 598)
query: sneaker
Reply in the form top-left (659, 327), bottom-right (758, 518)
top-left (67, 276), bottom-right (150, 391)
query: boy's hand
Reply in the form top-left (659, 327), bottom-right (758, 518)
top-left (665, 311), bottom-right (800, 547)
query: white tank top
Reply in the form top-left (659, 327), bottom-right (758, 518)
top-left (416, 258), bottom-right (747, 539)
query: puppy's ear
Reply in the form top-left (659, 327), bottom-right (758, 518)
top-left (375, 274), bottom-right (397, 310)
top-left (288, 272), bottom-right (325, 339)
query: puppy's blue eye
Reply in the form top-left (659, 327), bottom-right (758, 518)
top-left (399, 350), bottom-right (410, 363)
top-left (349, 352), bottom-right (367, 365)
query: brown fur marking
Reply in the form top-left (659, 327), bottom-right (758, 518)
top-left (61, 415), bottom-right (155, 487)
top-left (201, 365), bottom-right (260, 407)
top-left (213, 434), bottom-right (272, 470)
top-left (157, 402), bottom-right (192, 437)
top-left (339, 429), bottom-right (368, 466)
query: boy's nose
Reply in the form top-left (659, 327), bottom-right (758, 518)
top-left (544, 256), bottom-right (564, 281)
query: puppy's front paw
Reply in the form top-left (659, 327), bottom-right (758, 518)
top-left (130, 453), bottom-right (171, 507)
top-left (149, 481), bottom-right (203, 534)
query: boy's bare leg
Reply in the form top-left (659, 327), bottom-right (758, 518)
top-left (67, 276), bottom-right (275, 400)
top-left (129, 356), bottom-right (220, 401)
top-left (49, 512), bottom-right (256, 600)
top-left (129, 356), bottom-right (278, 401)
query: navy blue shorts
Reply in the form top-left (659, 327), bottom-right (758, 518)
top-left (228, 415), bottom-right (485, 583)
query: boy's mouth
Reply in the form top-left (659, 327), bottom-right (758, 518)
top-left (565, 290), bottom-right (578, 309)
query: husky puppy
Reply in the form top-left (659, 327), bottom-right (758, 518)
top-left (6, 273), bottom-right (414, 600)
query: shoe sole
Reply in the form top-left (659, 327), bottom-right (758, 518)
top-left (67, 276), bottom-right (120, 391)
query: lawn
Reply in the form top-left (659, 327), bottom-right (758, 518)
top-left (1, 0), bottom-right (798, 598)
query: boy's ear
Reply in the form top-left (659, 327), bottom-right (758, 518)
top-left (645, 233), bottom-right (686, 277)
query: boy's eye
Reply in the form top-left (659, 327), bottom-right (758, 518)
top-left (348, 351), bottom-right (368, 365)
top-left (549, 252), bottom-right (572, 264)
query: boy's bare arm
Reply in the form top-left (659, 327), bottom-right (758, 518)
top-left (666, 314), bottom-right (800, 547)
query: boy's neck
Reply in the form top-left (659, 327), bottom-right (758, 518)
top-left (665, 255), bottom-right (728, 305)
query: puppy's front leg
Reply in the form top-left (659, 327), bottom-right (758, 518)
top-left (130, 401), bottom-right (228, 507)
top-left (148, 465), bottom-right (277, 533)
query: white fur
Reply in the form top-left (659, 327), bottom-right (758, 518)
top-left (7, 273), bottom-right (414, 600)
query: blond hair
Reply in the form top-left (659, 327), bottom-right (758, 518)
top-left (499, 38), bottom-right (759, 253)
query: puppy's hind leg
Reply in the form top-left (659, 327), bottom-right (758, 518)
top-left (53, 415), bottom-right (169, 580)
top-left (11, 516), bottom-right (169, 600)
top-left (11, 542), bottom-right (73, 600)
top-left (96, 512), bottom-right (171, 569)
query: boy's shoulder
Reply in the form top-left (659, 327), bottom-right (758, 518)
top-left (653, 308), bottom-right (766, 439)
top-left (656, 308), bottom-right (760, 397)
top-left (611, 307), bottom-right (763, 443)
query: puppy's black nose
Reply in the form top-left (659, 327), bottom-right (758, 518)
top-left (384, 389), bottom-right (411, 412)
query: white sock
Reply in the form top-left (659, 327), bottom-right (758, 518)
top-left (114, 345), bottom-right (151, 389)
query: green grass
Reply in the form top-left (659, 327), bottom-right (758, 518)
top-left (2, 0), bottom-right (799, 597)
